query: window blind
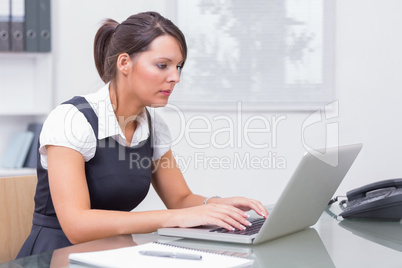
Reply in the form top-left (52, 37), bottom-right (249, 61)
top-left (170, 0), bottom-right (335, 110)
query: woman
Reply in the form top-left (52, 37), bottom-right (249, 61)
top-left (17, 11), bottom-right (268, 257)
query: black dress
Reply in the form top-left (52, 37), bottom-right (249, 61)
top-left (17, 96), bottom-right (153, 258)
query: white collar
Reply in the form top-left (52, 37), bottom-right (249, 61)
top-left (84, 83), bottom-right (150, 147)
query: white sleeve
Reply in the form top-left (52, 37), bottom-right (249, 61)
top-left (150, 109), bottom-right (172, 160)
top-left (39, 104), bottom-right (97, 169)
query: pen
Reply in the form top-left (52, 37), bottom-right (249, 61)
top-left (139, 250), bottom-right (202, 260)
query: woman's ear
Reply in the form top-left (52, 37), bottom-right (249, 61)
top-left (116, 53), bottom-right (131, 76)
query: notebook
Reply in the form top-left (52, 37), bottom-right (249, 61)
top-left (158, 143), bottom-right (363, 244)
top-left (69, 241), bottom-right (254, 268)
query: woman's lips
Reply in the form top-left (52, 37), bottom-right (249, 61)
top-left (160, 90), bottom-right (172, 96)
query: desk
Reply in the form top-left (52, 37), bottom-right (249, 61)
top-left (1, 211), bottom-right (402, 268)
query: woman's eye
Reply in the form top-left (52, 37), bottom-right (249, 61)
top-left (177, 65), bottom-right (183, 74)
top-left (157, 64), bottom-right (167, 69)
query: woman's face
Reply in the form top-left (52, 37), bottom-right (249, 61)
top-left (126, 35), bottom-right (184, 108)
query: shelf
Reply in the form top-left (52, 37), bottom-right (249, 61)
top-left (0, 52), bottom-right (51, 58)
top-left (0, 168), bottom-right (36, 177)
top-left (0, 53), bottom-right (53, 115)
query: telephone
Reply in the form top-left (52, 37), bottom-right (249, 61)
top-left (339, 178), bottom-right (402, 220)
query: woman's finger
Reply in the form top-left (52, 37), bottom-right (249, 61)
top-left (206, 204), bottom-right (252, 230)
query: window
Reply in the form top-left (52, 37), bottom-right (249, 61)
top-left (170, 0), bottom-right (335, 110)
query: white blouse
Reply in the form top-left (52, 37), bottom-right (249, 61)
top-left (39, 83), bottom-right (172, 169)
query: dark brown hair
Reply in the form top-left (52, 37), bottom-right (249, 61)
top-left (94, 11), bottom-right (187, 84)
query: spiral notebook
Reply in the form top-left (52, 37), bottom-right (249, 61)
top-left (69, 241), bottom-right (254, 268)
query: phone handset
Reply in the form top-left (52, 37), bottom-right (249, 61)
top-left (346, 178), bottom-right (402, 201)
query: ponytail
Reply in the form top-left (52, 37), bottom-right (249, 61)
top-left (93, 19), bottom-right (119, 83)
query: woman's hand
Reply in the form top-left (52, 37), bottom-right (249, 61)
top-left (168, 197), bottom-right (268, 231)
top-left (170, 203), bottom-right (252, 231)
top-left (209, 197), bottom-right (268, 219)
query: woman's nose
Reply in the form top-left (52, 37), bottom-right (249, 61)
top-left (168, 68), bottom-right (180, 84)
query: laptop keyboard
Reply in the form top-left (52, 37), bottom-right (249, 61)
top-left (209, 218), bottom-right (266, 236)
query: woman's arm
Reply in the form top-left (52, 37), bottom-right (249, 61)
top-left (150, 149), bottom-right (203, 208)
top-left (151, 150), bottom-right (268, 228)
top-left (47, 145), bottom-right (180, 244)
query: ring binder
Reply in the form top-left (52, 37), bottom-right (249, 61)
top-left (24, 0), bottom-right (38, 51)
top-left (0, 0), bottom-right (10, 51)
top-left (10, 0), bottom-right (24, 52)
top-left (38, 0), bottom-right (50, 52)
top-left (23, 123), bottom-right (43, 168)
top-left (0, 131), bottom-right (34, 169)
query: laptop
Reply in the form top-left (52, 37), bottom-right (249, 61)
top-left (158, 143), bottom-right (363, 244)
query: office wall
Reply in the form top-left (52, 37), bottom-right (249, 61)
top-left (335, 0), bottom-right (402, 191)
top-left (140, 0), bottom-right (402, 210)
top-left (1, 0), bottom-right (402, 211)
